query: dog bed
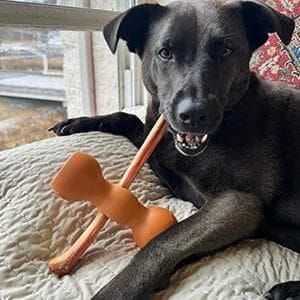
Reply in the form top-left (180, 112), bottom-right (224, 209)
top-left (1, 129), bottom-right (300, 300)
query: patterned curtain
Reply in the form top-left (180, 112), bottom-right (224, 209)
top-left (250, 0), bottom-right (300, 88)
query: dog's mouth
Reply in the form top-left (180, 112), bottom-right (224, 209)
top-left (169, 127), bottom-right (209, 157)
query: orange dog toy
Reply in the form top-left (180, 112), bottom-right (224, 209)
top-left (48, 115), bottom-right (177, 276)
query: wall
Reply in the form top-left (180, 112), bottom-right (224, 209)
top-left (91, 1), bottom-right (120, 115)
top-left (59, 0), bottom-right (120, 117)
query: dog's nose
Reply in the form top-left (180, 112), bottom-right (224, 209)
top-left (176, 98), bottom-right (211, 129)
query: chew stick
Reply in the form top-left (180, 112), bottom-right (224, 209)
top-left (48, 115), bottom-right (167, 276)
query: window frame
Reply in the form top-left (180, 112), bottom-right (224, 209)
top-left (0, 0), bottom-right (153, 115)
top-left (0, 1), bottom-right (120, 31)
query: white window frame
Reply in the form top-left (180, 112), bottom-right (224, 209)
top-left (0, 1), bottom-right (119, 31)
top-left (120, 0), bottom-right (157, 110)
top-left (0, 0), bottom-right (152, 115)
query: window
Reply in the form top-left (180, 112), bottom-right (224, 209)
top-left (0, 0), bottom-right (148, 150)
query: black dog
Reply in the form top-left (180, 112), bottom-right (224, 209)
top-left (50, 0), bottom-right (300, 299)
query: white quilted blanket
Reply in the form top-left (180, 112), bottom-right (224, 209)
top-left (0, 131), bottom-right (300, 300)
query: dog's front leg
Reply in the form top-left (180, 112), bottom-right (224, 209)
top-left (92, 191), bottom-right (263, 300)
top-left (50, 112), bottom-right (145, 148)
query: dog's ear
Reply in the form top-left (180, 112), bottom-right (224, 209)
top-left (237, 0), bottom-right (295, 51)
top-left (103, 4), bottom-right (166, 55)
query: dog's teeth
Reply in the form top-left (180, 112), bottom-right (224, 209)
top-left (195, 136), bottom-right (200, 143)
top-left (177, 133), bottom-right (184, 143)
top-left (182, 143), bottom-right (187, 148)
top-left (201, 134), bottom-right (208, 144)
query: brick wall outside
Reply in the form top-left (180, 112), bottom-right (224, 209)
top-left (59, 0), bottom-right (119, 117)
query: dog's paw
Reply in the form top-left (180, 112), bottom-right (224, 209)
top-left (48, 117), bottom-right (89, 136)
top-left (265, 281), bottom-right (300, 300)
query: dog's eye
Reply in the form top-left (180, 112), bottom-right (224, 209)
top-left (158, 48), bottom-right (173, 60)
top-left (220, 46), bottom-right (234, 57)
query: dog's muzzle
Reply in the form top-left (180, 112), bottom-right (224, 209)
top-left (169, 127), bottom-right (209, 157)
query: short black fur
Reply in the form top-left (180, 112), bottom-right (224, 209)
top-left (51, 1), bottom-right (299, 299)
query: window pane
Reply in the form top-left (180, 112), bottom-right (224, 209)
top-left (0, 97), bottom-right (66, 150)
top-left (0, 1), bottom-right (132, 151)
top-left (0, 28), bottom-right (65, 102)
top-left (4, 0), bottom-right (131, 11)
top-left (0, 30), bottom-right (64, 76)
top-left (0, 28), bottom-right (66, 150)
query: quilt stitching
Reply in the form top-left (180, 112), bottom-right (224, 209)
top-left (0, 171), bottom-right (72, 246)
top-left (0, 222), bottom-right (79, 299)
top-left (0, 252), bottom-right (47, 300)
top-left (1, 190), bottom-right (52, 253)
top-left (5, 155), bottom-right (88, 230)
top-left (189, 277), bottom-right (247, 298)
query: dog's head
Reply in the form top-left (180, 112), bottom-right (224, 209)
top-left (104, 0), bottom-right (294, 156)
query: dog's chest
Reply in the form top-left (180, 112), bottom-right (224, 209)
top-left (173, 138), bottom-right (280, 202)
